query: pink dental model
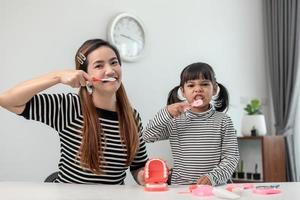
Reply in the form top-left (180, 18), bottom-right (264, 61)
top-left (144, 158), bottom-right (169, 192)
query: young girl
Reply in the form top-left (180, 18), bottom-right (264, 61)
top-left (143, 62), bottom-right (239, 185)
top-left (0, 39), bottom-right (148, 184)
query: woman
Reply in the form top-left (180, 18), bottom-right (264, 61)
top-left (0, 39), bottom-right (148, 184)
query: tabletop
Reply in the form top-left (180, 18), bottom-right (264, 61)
top-left (0, 181), bottom-right (297, 200)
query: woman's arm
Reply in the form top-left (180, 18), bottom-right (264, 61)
top-left (0, 70), bottom-right (90, 114)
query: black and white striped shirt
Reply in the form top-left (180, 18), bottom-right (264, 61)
top-left (143, 106), bottom-right (239, 185)
top-left (21, 93), bottom-right (148, 184)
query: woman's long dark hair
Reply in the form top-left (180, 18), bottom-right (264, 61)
top-left (75, 39), bottom-right (139, 174)
top-left (167, 62), bottom-right (229, 112)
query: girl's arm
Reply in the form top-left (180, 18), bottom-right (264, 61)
top-left (0, 70), bottom-right (90, 114)
top-left (143, 102), bottom-right (190, 142)
top-left (204, 115), bottom-right (240, 186)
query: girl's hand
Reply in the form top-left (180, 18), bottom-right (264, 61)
top-left (167, 102), bottom-right (191, 117)
top-left (58, 70), bottom-right (91, 88)
top-left (197, 176), bottom-right (212, 185)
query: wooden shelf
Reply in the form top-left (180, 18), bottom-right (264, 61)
top-left (236, 136), bottom-right (286, 182)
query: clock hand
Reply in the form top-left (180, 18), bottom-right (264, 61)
top-left (120, 34), bottom-right (141, 44)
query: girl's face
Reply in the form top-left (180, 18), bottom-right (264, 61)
top-left (181, 78), bottom-right (216, 112)
top-left (87, 46), bottom-right (122, 94)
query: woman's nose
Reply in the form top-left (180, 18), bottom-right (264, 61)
top-left (104, 65), bottom-right (115, 76)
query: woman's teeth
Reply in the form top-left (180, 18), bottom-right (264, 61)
top-left (101, 77), bottom-right (116, 82)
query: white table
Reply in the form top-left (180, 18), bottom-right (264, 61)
top-left (0, 181), bottom-right (297, 200)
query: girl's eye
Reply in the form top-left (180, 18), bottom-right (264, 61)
top-left (187, 84), bottom-right (194, 87)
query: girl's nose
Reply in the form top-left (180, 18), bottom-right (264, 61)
top-left (194, 85), bottom-right (203, 92)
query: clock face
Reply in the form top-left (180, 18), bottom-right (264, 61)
top-left (108, 13), bottom-right (145, 62)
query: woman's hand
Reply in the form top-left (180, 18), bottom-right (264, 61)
top-left (132, 168), bottom-right (145, 186)
top-left (58, 70), bottom-right (91, 88)
top-left (197, 176), bottom-right (212, 185)
top-left (137, 169), bottom-right (145, 186)
top-left (167, 102), bottom-right (191, 118)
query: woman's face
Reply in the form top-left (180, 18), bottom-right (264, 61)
top-left (181, 78), bottom-right (216, 112)
top-left (86, 46), bottom-right (122, 94)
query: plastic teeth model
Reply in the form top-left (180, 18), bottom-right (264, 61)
top-left (144, 158), bottom-right (169, 192)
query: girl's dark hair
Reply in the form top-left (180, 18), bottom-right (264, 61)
top-left (167, 62), bottom-right (229, 112)
top-left (167, 86), bottom-right (182, 105)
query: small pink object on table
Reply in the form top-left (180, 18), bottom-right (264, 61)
top-left (226, 183), bottom-right (254, 192)
top-left (189, 184), bottom-right (213, 197)
top-left (253, 188), bottom-right (281, 195)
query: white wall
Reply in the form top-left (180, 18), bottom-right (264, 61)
top-left (0, 0), bottom-right (269, 183)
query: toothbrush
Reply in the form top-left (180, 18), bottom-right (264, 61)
top-left (92, 77), bottom-right (101, 82)
top-left (183, 99), bottom-right (204, 112)
top-left (92, 77), bottom-right (116, 82)
top-left (191, 99), bottom-right (203, 107)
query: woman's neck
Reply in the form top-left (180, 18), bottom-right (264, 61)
top-left (92, 91), bottom-right (117, 111)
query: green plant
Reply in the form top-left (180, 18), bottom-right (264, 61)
top-left (244, 99), bottom-right (262, 115)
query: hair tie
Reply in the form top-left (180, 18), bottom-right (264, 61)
top-left (177, 87), bottom-right (186, 101)
top-left (213, 84), bottom-right (220, 99)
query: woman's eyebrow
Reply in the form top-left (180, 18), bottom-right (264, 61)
top-left (93, 60), bottom-right (104, 65)
top-left (93, 57), bottom-right (117, 64)
top-left (109, 57), bottom-right (118, 62)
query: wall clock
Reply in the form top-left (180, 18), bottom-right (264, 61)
top-left (107, 13), bottom-right (146, 62)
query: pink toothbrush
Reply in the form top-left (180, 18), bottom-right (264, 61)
top-left (191, 99), bottom-right (203, 107)
top-left (183, 99), bottom-right (203, 112)
top-left (92, 77), bottom-right (116, 82)
top-left (92, 77), bottom-right (101, 82)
